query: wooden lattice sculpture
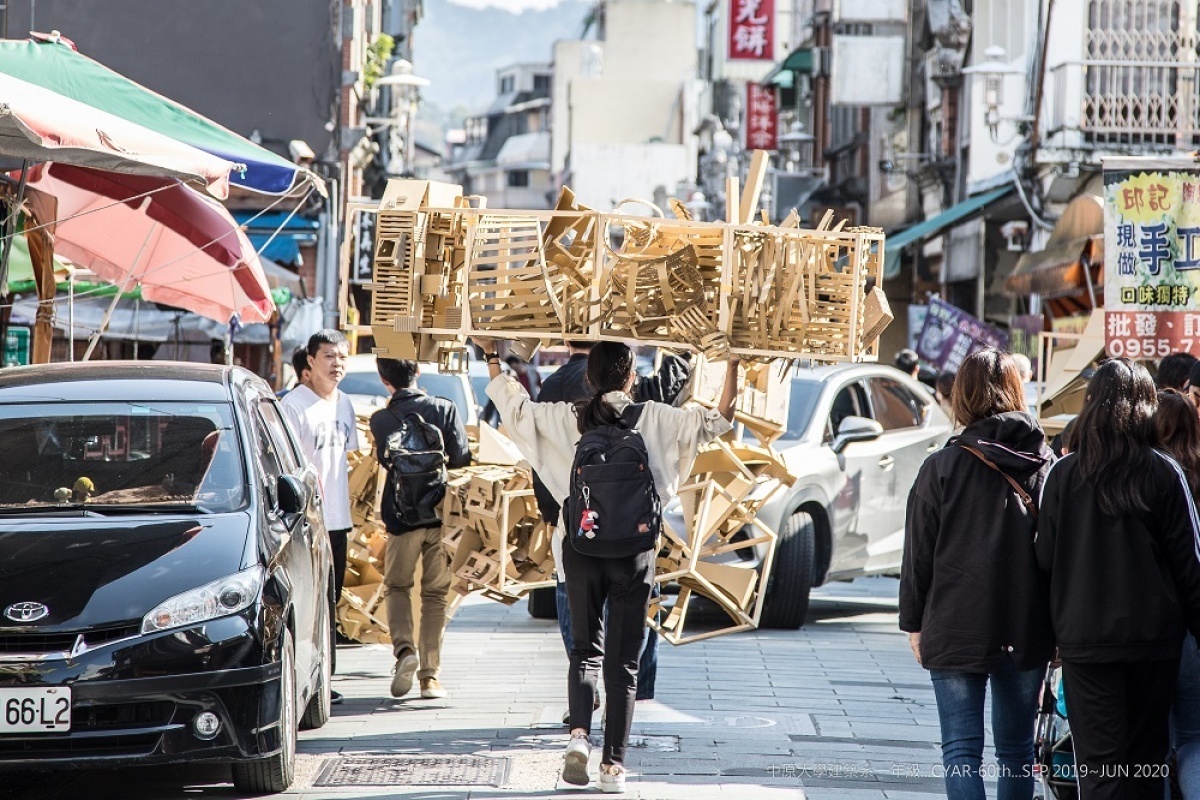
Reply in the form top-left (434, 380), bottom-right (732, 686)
top-left (441, 465), bottom-right (556, 605)
top-left (355, 152), bottom-right (890, 365)
top-left (650, 436), bottom-right (795, 645)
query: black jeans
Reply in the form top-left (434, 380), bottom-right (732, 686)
top-left (1061, 657), bottom-right (1180, 800)
top-left (328, 527), bottom-right (349, 674)
top-left (562, 542), bottom-right (654, 767)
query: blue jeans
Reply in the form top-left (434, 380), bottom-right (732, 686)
top-left (928, 657), bottom-right (1045, 800)
top-left (557, 578), bottom-right (657, 700)
top-left (1172, 633), bottom-right (1200, 797)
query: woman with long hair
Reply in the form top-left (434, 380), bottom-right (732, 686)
top-left (475, 337), bottom-right (738, 793)
top-left (1037, 359), bottom-right (1200, 800)
top-left (901, 348), bottom-right (1055, 799)
top-left (1157, 390), bottom-right (1200, 797)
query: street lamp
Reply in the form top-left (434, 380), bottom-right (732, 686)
top-left (962, 46), bottom-right (1028, 140)
top-left (371, 60), bottom-right (431, 177)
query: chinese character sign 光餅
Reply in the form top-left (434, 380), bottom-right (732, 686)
top-left (728, 0), bottom-right (775, 61)
top-left (1104, 168), bottom-right (1200, 359)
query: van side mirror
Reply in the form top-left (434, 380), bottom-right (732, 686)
top-left (276, 475), bottom-right (307, 516)
top-left (832, 416), bottom-right (884, 454)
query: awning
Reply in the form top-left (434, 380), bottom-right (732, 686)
top-left (1005, 194), bottom-right (1104, 300)
top-left (1006, 235), bottom-right (1102, 298)
top-left (884, 186), bottom-right (1013, 278)
top-left (233, 210), bottom-right (320, 266)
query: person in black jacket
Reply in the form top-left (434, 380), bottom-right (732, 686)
top-left (901, 348), bottom-right (1055, 800)
top-left (1037, 359), bottom-right (1200, 800)
top-left (370, 358), bottom-right (471, 702)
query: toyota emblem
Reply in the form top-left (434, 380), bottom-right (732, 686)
top-left (4, 602), bottom-right (49, 623)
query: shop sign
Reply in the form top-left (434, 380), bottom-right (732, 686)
top-left (745, 83), bottom-right (778, 150)
top-left (728, 0), bottom-right (775, 61)
top-left (1104, 165), bottom-right (1200, 359)
top-left (915, 298), bottom-right (1009, 372)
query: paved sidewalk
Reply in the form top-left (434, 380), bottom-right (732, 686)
top-left (13, 578), bottom-right (1015, 800)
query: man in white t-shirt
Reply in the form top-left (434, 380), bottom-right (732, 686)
top-left (281, 329), bottom-right (360, 705)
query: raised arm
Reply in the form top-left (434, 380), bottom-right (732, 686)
top-left (718, 358), bottom-right (740, 422)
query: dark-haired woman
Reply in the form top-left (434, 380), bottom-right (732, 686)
top-left (475, 337), bottom-right (738, 793)
top-left (1037, 360), bottom-right (1200, 800)
top-left (901, 348), bottom-right (1055, 800)
top-left (1157, 390), bottom-right (1200, 797)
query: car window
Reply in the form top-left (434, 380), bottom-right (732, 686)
top-left (827, 381), bottom-right (869, 440)
top-left (867, 377), bottom-right (925, 431)
top-left (0, 401), bottom-right (246, 512)
top-left (339, 370), bottom-right (389, 398)
top-left (259, 399), bottom-right (302, 474)
top-left (416, 373), bottom-right (470, 420)
top-left (250, 411), bottom-right (286, 505)
top-left (782, 379), bottom-right (823, 439)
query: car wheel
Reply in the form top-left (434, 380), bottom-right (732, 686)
top-left (232, 628), bottom-right (297, 793)
top-left (300, 603), bottom-right (332, 731)
top-left (759, 509), bottom-right (816, 630)
top-left (527, 586), bottom-right (558, 619)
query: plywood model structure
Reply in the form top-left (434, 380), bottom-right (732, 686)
top-left (354, 152), bottom-right (889, 367)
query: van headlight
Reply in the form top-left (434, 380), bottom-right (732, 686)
top-left (142, 566), bottom-right (265, 634)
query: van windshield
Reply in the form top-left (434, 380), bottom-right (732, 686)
top-left (0, 402), bottom-right (245, 513)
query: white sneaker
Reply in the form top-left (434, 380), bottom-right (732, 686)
top-left (561, 732), bottom-right (591, 786)
top-left (390, 653), bottom-right (419, 698)
top-left (598, 764), bottom-right (626, 794)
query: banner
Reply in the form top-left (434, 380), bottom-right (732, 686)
top-left (745, 84), bottom-right (778, 150)
top-left (915, 298), bottom-right (1009, 372)
top-left (728, 0), bottom-right (775, 61)
top-left (1104, 164), bottom-right (1200, 359)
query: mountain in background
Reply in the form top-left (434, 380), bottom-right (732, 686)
top-left (415, 0), bottom-right (592, 118)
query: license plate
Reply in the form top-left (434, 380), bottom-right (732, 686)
top-left (0, 687), bottom-right (71, 733)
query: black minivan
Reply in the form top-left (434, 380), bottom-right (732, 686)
top-left (0, 362), bottom-right (333, 793)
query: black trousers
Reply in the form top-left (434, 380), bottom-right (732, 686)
top-left (562, 542), bottom-right (654, 767)
top-left (328, 527), bottom-right (350, 675)
top-left (1061, 657), bottom-right (1180, 800)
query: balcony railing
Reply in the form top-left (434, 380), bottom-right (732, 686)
top-left (1049, 59), bottom-right (1200, 151)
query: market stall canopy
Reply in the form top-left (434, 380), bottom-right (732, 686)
top-left (0, 35), bottom-right (313, 195)
top-left (0, 71), bottom-right (236, 196)
top-left (1006, 194), bottom-right (1104, 300)
top-left (25, 163), bottom-right (275, 324)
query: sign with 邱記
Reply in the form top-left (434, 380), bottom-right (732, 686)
top-left (728, 0), bottom-right (775, 61)
top-left (915, 298), bottom-right (1009, 373)
top-left (1104, 164), bottom-right (1200, 359)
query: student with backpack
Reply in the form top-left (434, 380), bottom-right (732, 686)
top-left (476, 337), bottom-right (738, 793)
top-left (370, 358), bottom-right (471, 701)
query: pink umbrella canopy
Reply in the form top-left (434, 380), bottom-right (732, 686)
top-left (0, 71), bottom-right (236, 197)
top-left (25, 163), bottom-right (275, 324)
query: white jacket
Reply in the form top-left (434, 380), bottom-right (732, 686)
top-left (485, 373), bottom-right (733, 575)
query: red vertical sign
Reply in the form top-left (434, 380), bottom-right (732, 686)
top-left (728, 0), bottom-right (775, 61)
top-left (745, 84), bottom-right (778, 150)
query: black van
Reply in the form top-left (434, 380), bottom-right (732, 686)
top-left (0, 362), bottom-right (334, 793)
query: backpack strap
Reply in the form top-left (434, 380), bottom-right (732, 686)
top-left (958, 444), bottom-right (1038, 521)
top-left (620, 403), bottom-right (646, 430)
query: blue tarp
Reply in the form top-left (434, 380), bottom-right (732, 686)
top-left (234, 211), bottom-right (319, 266)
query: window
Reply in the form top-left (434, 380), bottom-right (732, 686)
top-left (507, 170), bottom-right (530, 188)
top-left (827, 381), bottom-right (870, 440)
top-left (867, 378), bottom-right (924, 431)
top-left (499, 75), bottom-right (514, 94)
top-left (974, 0), bottom-right (1028, 61)
top-left (259, 399), bottom-right (302, 473)
top-left (533, 74), bottom-right (551, 92)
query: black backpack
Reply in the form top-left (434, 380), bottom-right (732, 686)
top-left (384, 408), bottom-right (448, 529)
top-left (563, 404), bottom-right (661, 558)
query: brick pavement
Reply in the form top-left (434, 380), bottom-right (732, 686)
top-left (11, 578), bottom-right (1025, 800)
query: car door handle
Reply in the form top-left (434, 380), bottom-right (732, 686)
top-left (878, 455), bottom-right (896, 470)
